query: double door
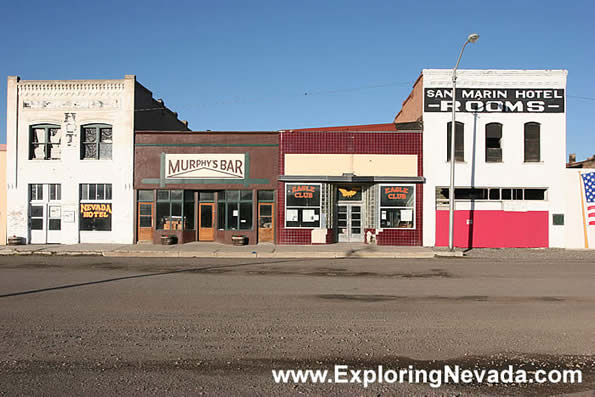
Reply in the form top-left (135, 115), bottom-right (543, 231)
top-left (337, 204), bottom-right (363, 242)
top-left (29, 203), bottom-right (62, 244)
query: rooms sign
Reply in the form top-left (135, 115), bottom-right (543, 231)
top-left (424, 88), bottom-right (565, 113)
top-left (166, 154), bottom-right (245, 179)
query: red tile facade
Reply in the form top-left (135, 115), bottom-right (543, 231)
top-left (277, 130), bottom-right (423, 245)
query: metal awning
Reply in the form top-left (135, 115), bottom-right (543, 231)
top-left (278, 175), bottom-right (425, 183)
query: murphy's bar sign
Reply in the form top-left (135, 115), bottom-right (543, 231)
top-left (80, 203), bottom-right (112, 218)
top-left (424, 88), bottom-right (565, 113)
top-left (166, 154), bottom-right (245, 179)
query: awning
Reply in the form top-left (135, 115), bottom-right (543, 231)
top-left (278, 175), bottom-right (425, 183)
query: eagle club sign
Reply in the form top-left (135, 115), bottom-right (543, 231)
top-left (424, 88), bottom-right (565, 113)
top-left (166, 154), bottom-right (245, 179)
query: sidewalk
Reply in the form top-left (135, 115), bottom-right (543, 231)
top-left (0, 242), bottom-right (462, 259)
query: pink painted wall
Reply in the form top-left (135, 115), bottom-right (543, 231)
top-left (436, 210), bottom-right (549, 248)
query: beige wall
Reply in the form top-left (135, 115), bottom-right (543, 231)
top-left (284, 154), bottom-right (418, 176)
top-left (0, 146), bottom-right (6, 244)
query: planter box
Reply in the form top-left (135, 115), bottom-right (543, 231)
top-left (231, 235), bottom-right (248, 246)
top-left (160, 235), bottom-right (178, 245)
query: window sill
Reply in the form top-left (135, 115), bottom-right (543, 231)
top-left (523, 161), bottom-right (544, 164)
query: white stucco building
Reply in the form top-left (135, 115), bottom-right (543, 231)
top-left (6, 75), bottom-right (188, 244)
top-left (396, 69), bottom-right (568, 248)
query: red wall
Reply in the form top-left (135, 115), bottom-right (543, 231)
top-left (435, 210), bottom-right (549, 248)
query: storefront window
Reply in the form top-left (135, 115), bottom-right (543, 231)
top-left (218, 190), bottom-right (253, 230)
top-left (285, 184), bottom-right (321, 228)
top-left (79, 184), bottom-right (113, 231)
top-left (379, 185), bottom-right (415, 229)
top-left (156, 189), bottom-right (194, 230)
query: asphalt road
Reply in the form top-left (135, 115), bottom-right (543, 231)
top-left (0, 252), bottom-right (593, 396)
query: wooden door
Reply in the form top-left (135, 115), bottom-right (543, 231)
top-left (137, 202), bottom-right (153, 242)
top-left (258, 203), bottom-right (274, 243)
top-left (199, 203), bottom-right (215, 241)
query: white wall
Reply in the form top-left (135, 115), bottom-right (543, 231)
top-left (422, 69), bottom-right (568, 247)
top-left (6, 76), bottom-right (136, 244)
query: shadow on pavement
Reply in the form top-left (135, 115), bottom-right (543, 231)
top-left (0, 259), bottom-right (304, 299)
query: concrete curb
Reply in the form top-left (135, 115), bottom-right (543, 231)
top-left (2, 249), bottom-right (440, 259)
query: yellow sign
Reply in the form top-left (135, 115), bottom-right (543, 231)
top-left (338, 188), bottom-right (359, 198)
top-left (80, 203), bottom-right (112, 218)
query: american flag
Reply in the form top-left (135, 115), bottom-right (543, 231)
top-left (582, 171), bottom-right (595, 226)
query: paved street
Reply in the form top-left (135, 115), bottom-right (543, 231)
top-left (0, 252), bottom-right (593, 396)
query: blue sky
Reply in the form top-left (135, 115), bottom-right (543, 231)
top-left (1, 0), bottom-right (593, 160)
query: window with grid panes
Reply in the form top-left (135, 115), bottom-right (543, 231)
top-left (30, 124), bottom-right (61, 160)
top-left (81, 124), bottom-right (112, 160)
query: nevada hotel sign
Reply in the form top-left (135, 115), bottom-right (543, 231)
top-left (166, 154), bottom-right (245, 179)
top-left (424, 88), bottom-right (565, 113)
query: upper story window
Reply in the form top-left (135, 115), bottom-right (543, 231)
top-left (485, 123), bottom-right (503, 163)
top-left (446, 121), bottom-right (464, 162)
top-left (29, 124), bottom-right (61, 160)
top-left (81, 124), bottom-right (112, 160)
top-left (524, 122), bottom-right (540, 162)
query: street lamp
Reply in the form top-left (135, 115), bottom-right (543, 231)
top-left (449, 33), bottom-right (479, 251)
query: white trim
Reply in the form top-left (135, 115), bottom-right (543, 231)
top-left (284, 182), bottom-right (323, 229)
top-left (377, 183), bottom-right (416, 230)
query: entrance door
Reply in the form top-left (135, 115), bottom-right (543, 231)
top-left (199, 203), bottom-right (215, 241)
top-left (29, 204), bottom-right (46, 244)
top-left (47, 204), bottom-right (62, 243)
top-left (337, 204), bottom-right (363, 242)
top-left (258, 203), bottom-right (274, 243)
top-left (137, 202), bottom-right (154, 242)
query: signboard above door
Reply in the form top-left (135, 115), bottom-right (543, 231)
top-left (165, 154), bottom-right (245, 179)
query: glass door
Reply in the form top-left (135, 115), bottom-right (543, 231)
top-left (337, 204), bottom-right (363, 242)
top-left (29, 204), bottom-right (46, 244)
top-left (199, 203), bottom-right (215, 241)
top-left (258, 203), bottom-right (274, 243)
top-left (137, 202), bottom-right (153, 242)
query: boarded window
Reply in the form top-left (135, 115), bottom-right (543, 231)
top-left (447, 122), bottom-right (464, 162)
top-left (524, 122), bottom-right (540, 162)
top-left (485, 123), bottom-right (502, 162)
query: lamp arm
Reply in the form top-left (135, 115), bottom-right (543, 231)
top-left (452, 40), bottom-right (470, 81)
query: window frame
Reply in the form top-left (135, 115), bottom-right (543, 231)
top-left (284, 183), bottom-right (322, 229)
top-left (378, 184), bottom-right (416, 230)
top-left (80, 123), bottom-right (113, 160)
top-left (446, 121), bottom-right (465, 162)
top-left (217, 190), bottom-right (253, 231)
top-left (485, 122), bottom-right (503, 163)
top-left (156, 189), bottom-right (195, 231)
top-left (524, 122), bottom-right (541, 163)
top-left (79, 183), bottom-right (113, 231)
top-left (29, 124), bottom-right (62, 160)
top-left (436, 187), bottom-right (548, 203)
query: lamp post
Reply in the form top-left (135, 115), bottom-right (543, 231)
top-left (449, 33), bottom-right (479, 251)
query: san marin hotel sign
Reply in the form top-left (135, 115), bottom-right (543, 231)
top-left (424, 88), bottom-right (565, 113)
top-left (142, 153), bottom-right (270, 186)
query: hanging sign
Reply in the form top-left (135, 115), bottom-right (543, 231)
top-left (166, 154), bottom-right (245, 179)
top-left (424, 88), bottom-right (565, 113)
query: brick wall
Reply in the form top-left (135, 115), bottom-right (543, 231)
top-left (278, 130), bottom-right (423, 245)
